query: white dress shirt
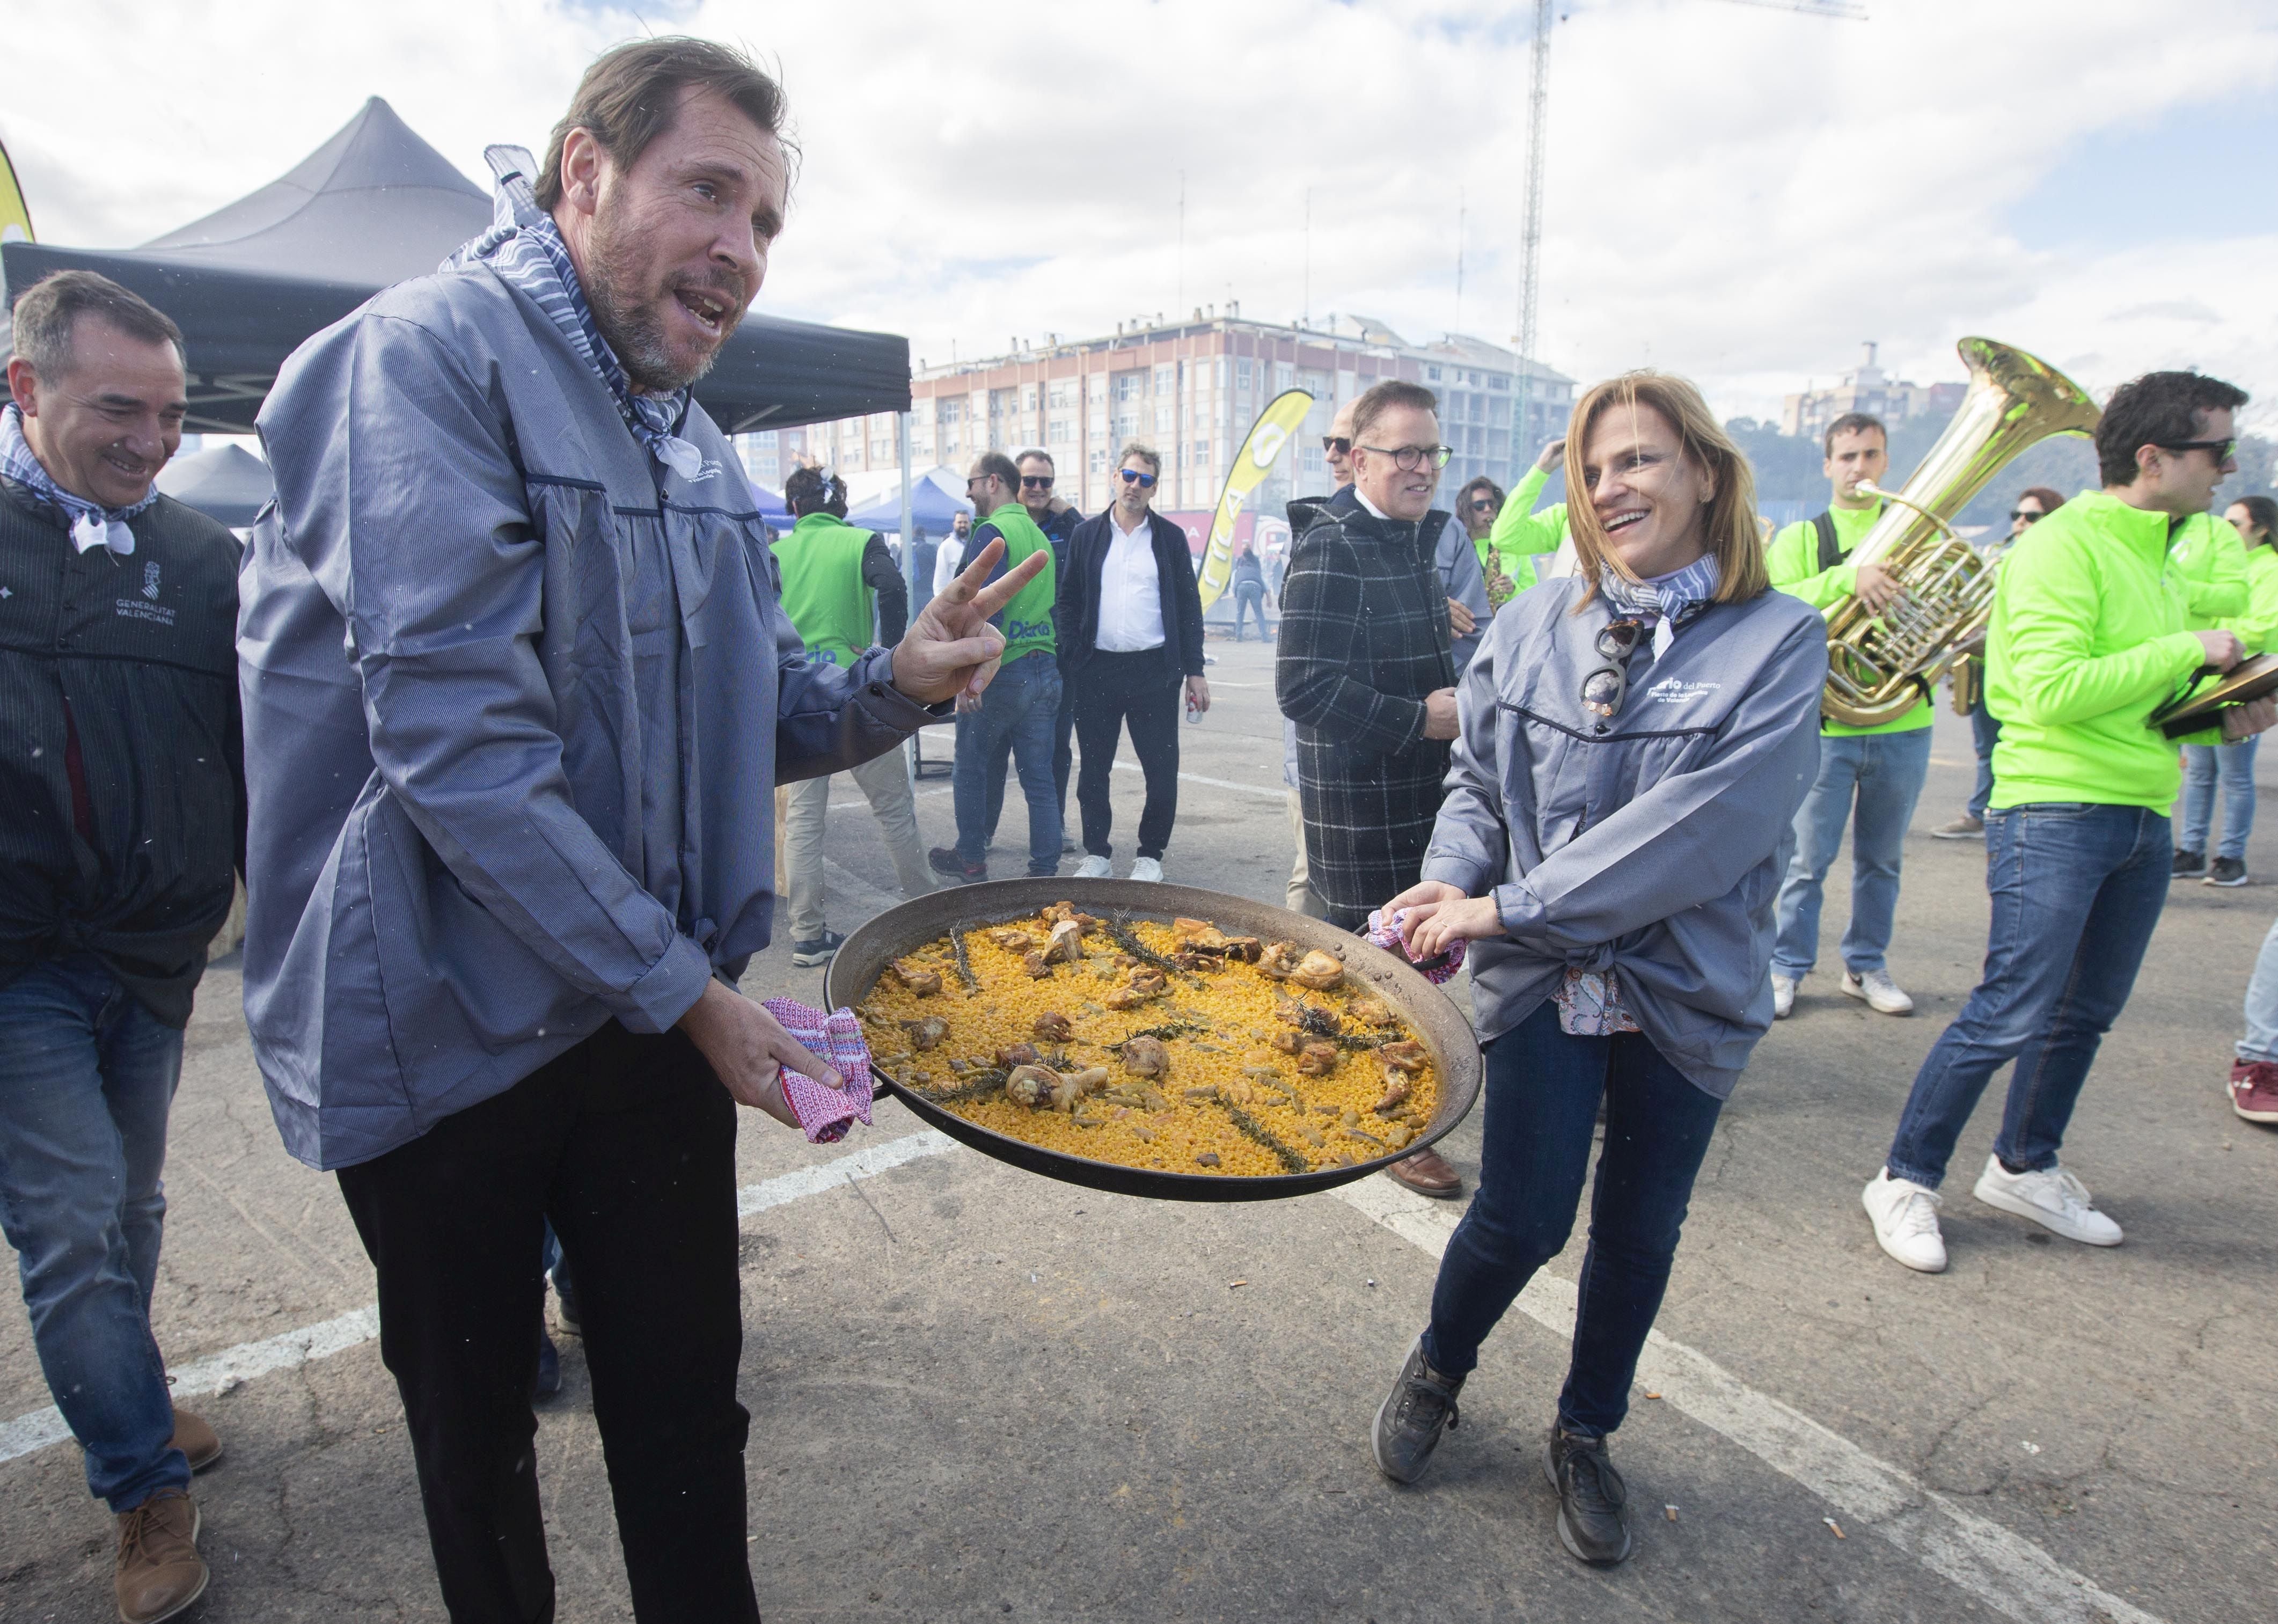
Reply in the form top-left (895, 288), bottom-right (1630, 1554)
top-left (932, 532), bottom-right (965, 594)
top-left (1094, 511), bottom-right (1166, 653)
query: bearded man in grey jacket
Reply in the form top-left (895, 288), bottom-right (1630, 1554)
top-left (239, 40), bottom-right (1041, 1623)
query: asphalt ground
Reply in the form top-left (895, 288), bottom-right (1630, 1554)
top-left (4, 631), bottom-right (2274, 1623)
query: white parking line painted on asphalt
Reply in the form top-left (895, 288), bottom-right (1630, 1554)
top-left (1110, 759), bottom-right (1284, 800)
top-left (0, 1131), bottom-right (964, 1470)
top-left (1329, 1176), bottom-right (2161, 1624)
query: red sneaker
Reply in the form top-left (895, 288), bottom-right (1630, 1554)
top-left (2229, 1059), bottom-right (2278, 1123)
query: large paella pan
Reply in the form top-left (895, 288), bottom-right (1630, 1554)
top-left (822, 879), bottom-right (1482, 1202)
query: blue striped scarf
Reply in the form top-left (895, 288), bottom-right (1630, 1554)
top-left (0, 404), bottom-right (156, 555)
top-left (442, 151), bottom-right (706, 481)
top-left (1597, 551), bottom-right (1722, 660)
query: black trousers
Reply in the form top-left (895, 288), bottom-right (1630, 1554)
top-left (336, 1023), bottom-right (758, 1624)
top-left (1074, 648), bottom-right (1182, 860)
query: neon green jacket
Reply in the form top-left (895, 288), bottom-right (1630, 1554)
top-left (2225, 544), bottom-right (2278, 653)
top-left (1482, 465), bottom-right (1566, 592)
top-left (1984, 489), bottom-right (2213, 811)
top-left (1763, 500), bottom-right (1930, 735)
top-left (775, 511), bottom-right (876, 668)
top-left (975, 502), bottom-right (1058, 665)
top-left (2169, 509), bottom-right (2248, 628)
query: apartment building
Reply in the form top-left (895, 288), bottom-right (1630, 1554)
top-left (740, 309), bottom-right (1573, 518)
top-left (1781, 342), bottom-right (1967, 443)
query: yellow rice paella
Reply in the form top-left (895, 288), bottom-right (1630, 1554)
top-left (853, 903), bottom-right (1441, 1178)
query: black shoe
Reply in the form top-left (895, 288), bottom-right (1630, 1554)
top-left (928, 847), bottom-right (986, 884)
top-left (2173, 848), bottom-right (2208, 879)
top-left (2207, 856), bottom-right (2249, 887)
top-left (1543, 1425), bottom-right (1633, 1565)
top-left (1371, 1338), bottom-right (1464, 1484)
top-left (790, 929), bottom-right (846, 967)
top-left (552, 1273), bottom-right (582, 1337)
top-left (536, 1329), bottom-right (562, 1400)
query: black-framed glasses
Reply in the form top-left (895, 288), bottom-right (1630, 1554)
top-left (1322, 435), bottom-right (1351, 455)
top-left (2158, 438), bottom-right (2237, 463)
top-left (1020, 474), bottom-right (1054, 491)
top-left (1118, 467), bottom-right (1159, 488)
top-left (1581, 618), bottom-right (1647, 719)
top-left (1359, 443), bottom-right (1455, 472)
top-left (2009, 508), bottom-right (2045, 523)
top-left (1468, 498), bottom-right (1499, 513)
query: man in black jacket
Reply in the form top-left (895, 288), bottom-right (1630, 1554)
top-left (1059, 442), bottom-right (1208, 882)
top-left (0, 271), bottom-right (238, 1623)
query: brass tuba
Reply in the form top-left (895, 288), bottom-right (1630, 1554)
top-left (1818, 338), bottom-right (2100, 729)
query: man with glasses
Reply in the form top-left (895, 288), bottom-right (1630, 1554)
top-left (1061, 443), bottom-right (1207, 882)
top-left (978, 449), bottom-right (1084, 855)
top-left (1764, 412), bottom-right (1927, 1021)
top-left (1279, 380), bottom-right (1466, 1197)
top-left (930, 452), bottom-right (1063, 884)
top-left (1933, 488), bottom-right (2066, 840)
top-left (1863, 370), bottom-right (2273, 1274)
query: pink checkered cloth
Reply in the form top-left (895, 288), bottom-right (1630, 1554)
top-left (759, 998), bottom-right (875, 1144)
top-left (1366, 908), bottom-right (1468, 986)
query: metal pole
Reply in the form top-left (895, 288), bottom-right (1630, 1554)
top-left (899, 409), bottom-right (923, 779)
top-left (1515, 0), bottom-right (1551, 471)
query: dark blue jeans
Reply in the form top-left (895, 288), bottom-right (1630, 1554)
top-left (1967, 690), bottom-right (2002, 822)
top-left (955, 652), bottom-right (1063, 874)
top-left (1422, 1001), bottom-right (1724, 1438)
top-left (0, 954), bottom-right (189, 1511)
top-left (1885, 802), bottom-right (2170, 1188)
top-left (1233, 582), bottom-right (1269, 640)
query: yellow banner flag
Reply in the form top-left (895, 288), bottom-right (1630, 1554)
top-left (1196, 387), bottom-right (1313, 608)
top-left (0, 137), bottom-right (33, 243)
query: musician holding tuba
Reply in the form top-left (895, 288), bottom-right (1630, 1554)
top-left (1863, 370), bottom-right (2276, 1275)
top-left (1763, 412), bottom-right (1930, 1020)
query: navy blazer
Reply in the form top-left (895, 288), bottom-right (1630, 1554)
top-left (1057, 507), bottom-right (1206, 679)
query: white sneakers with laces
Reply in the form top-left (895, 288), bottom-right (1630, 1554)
top-left (1842, 967), bottom-right (1914, 1015)
top-left (1771, 974), bottom-right (1796, 1020)
top-left (1129, 857), bottom-right (1164, 883)
top-left (1971, 1155), bottom-right (2122, 1246)
top-left (1072, 854), bottom-right (1111, 880)
top-left (1862, 1169), bottom-right (1947, 1272)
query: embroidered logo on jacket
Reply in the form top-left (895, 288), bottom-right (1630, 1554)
top-left (143, 560), bottom-right (162, 601)
top-left (1644, 676), bottom-right (1720, 705)
top-left (114, 560), bottom-right (175, 627)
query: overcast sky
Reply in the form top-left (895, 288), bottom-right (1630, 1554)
top-left (9, 0), bottom-right (2276, 426)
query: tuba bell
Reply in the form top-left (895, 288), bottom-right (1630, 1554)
top-left (1818, 338), bottom-right (2101, 729)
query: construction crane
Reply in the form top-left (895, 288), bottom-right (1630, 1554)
top-left (1510, 0), bottom-right (1865, 447)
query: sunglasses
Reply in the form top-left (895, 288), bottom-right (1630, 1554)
top-left (1118, 468), bottom-right (1159, 488)
top-left (1359, 443), bottom-right (1455, 472)
top-left (1468, 498), bottom-right (1499, 512)
top-left (1580, 618), bottom-right (1646, 720)
top-left (2009, 508), bottom-right (2045, 523)
top-left (1020, 474), bottom-right (1054, 491)
top-left (1322, 436), bottom-right (1352, 455)
top-left (2158, 438), bottom-right (2237, 463)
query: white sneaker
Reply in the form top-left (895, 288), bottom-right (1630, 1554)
top-left (1771, 974), bottom-right (1797, 1020)
top-left (1129, 857), bottom-right (1164, 883)
top-left (1072, 854), bottom-right (1111, 880)
top-left (1971, 1156), bottom-right (2122, 1246)
top-left (1861, 1169), bottom-right (1947, 1272)
top-left (1842, 968), bottom-right (1914, 1015)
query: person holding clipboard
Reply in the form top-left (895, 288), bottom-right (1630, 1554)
top-left (1862, 369), bottom-right (2276, 1275)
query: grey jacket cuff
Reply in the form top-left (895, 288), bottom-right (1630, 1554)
top-left (1420, 853), bottom-right (1495, 897)
top-left (617, 931), bottom-right (718, 1034)
top-left (1491, 881), bottom-right (1545, 940)
top-left (871, 649), bottom-right (956, 725)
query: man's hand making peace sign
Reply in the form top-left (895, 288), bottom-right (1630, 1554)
top-left (886, 537), bottom-right (1049, 706)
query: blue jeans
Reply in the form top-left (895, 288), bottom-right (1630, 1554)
top-left (1232, 582), bottom-right (1269, 640)
top-left (1967, 690), bottom-right (2002, 822)
top-left (1885, 803), bottom-right (2170, 1188)
top-left (955, 653), bottom-right (1063, 874)
top-left (1772, 727), bottom-right (1933, 978)
top-left (2239, 912), bottom-right (2278, 1064)
top-left (0, 955), bottom-right (189, 1511)
top-left (2180, 737), bottom-right (2258, 861)
top-left (1421, 1002), bottom-right (1724, 1438)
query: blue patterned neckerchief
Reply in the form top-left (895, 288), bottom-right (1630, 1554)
top-left (0, 403), bottom-right (157, 556)
top-left (1596, 551), bottom-right (1722, 661)
top-left (442, 145), bottom-right (707, 481)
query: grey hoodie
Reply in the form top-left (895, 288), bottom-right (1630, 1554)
top-left (1419, 574), bottom-right (1826, 1098)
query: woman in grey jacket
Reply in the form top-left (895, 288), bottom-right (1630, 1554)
top-left (1367, 374), bottom-right (1828, 1566)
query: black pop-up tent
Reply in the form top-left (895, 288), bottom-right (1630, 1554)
top-left (0, 98), bottom-right (909, 434)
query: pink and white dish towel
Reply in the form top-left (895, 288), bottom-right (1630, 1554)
top-left (760, 998), bottom-right (875, 1144)
top-left (1365, 909), bottom-right (1467, 986)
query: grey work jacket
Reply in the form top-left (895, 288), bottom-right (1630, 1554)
top-left (1420, 575), bottom-right (1826, 1097)
top-left (240, 265), bottom-right (935, 1169)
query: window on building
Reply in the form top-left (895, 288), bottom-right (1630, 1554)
top-left (1489, 374), bottom-right (1508, 391)
top-left (1274, 362), bottom-right (1293, 394)
top-left (1089, 448), bottom-right (1108, 474)
top-left (1049, 416), bottom-right (1074, 443)
top-left (1154, 403), bottom-right (1175, 433)
top-left (1426, 365), bottom-right (1442, 382)
top-left (1088, 376), bottom-right (1107, 405)
top-left (1114, 410), bottom-right (1138, 440)
top-left (1192, 439), bottom-right (1211, 465)
top-left (1048, 381), bottom-right (1072, 409)
top-left (1114, 371), bottom-right (1144, 404)
top-left (1021, 384), bottom-right (1038, 412)
top-left (937, 398), bottom-right (962, 425)
top-left (1154, 363), bottom-right (1174, 395)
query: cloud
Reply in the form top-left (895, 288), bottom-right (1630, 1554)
top-left (6, 0), bottom-right (2276, 424)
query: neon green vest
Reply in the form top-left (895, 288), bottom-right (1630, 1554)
top-left (775, 512), bottom-right (876, 668)
top-left (980, 502), bottom-right (1058, 664)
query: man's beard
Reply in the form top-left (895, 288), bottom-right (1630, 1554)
top-left (583, 209), bottom-right (746, 394)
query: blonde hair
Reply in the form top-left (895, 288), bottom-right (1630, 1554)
top-left (1563, 371), bottom-right (1768, 606)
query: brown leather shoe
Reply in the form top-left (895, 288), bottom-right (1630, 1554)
top-left (1384, 1146), bottom-right (1463, 1198)
top-left (115, 1489), bottom-right (207, 1624)
top-left (170, 1408), bottom-right (222, 1473)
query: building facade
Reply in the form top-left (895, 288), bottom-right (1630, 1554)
top-left (740, 309), bottom-right (1573, 518)
top-left (1781, 342), bottom-right (1967, 443)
